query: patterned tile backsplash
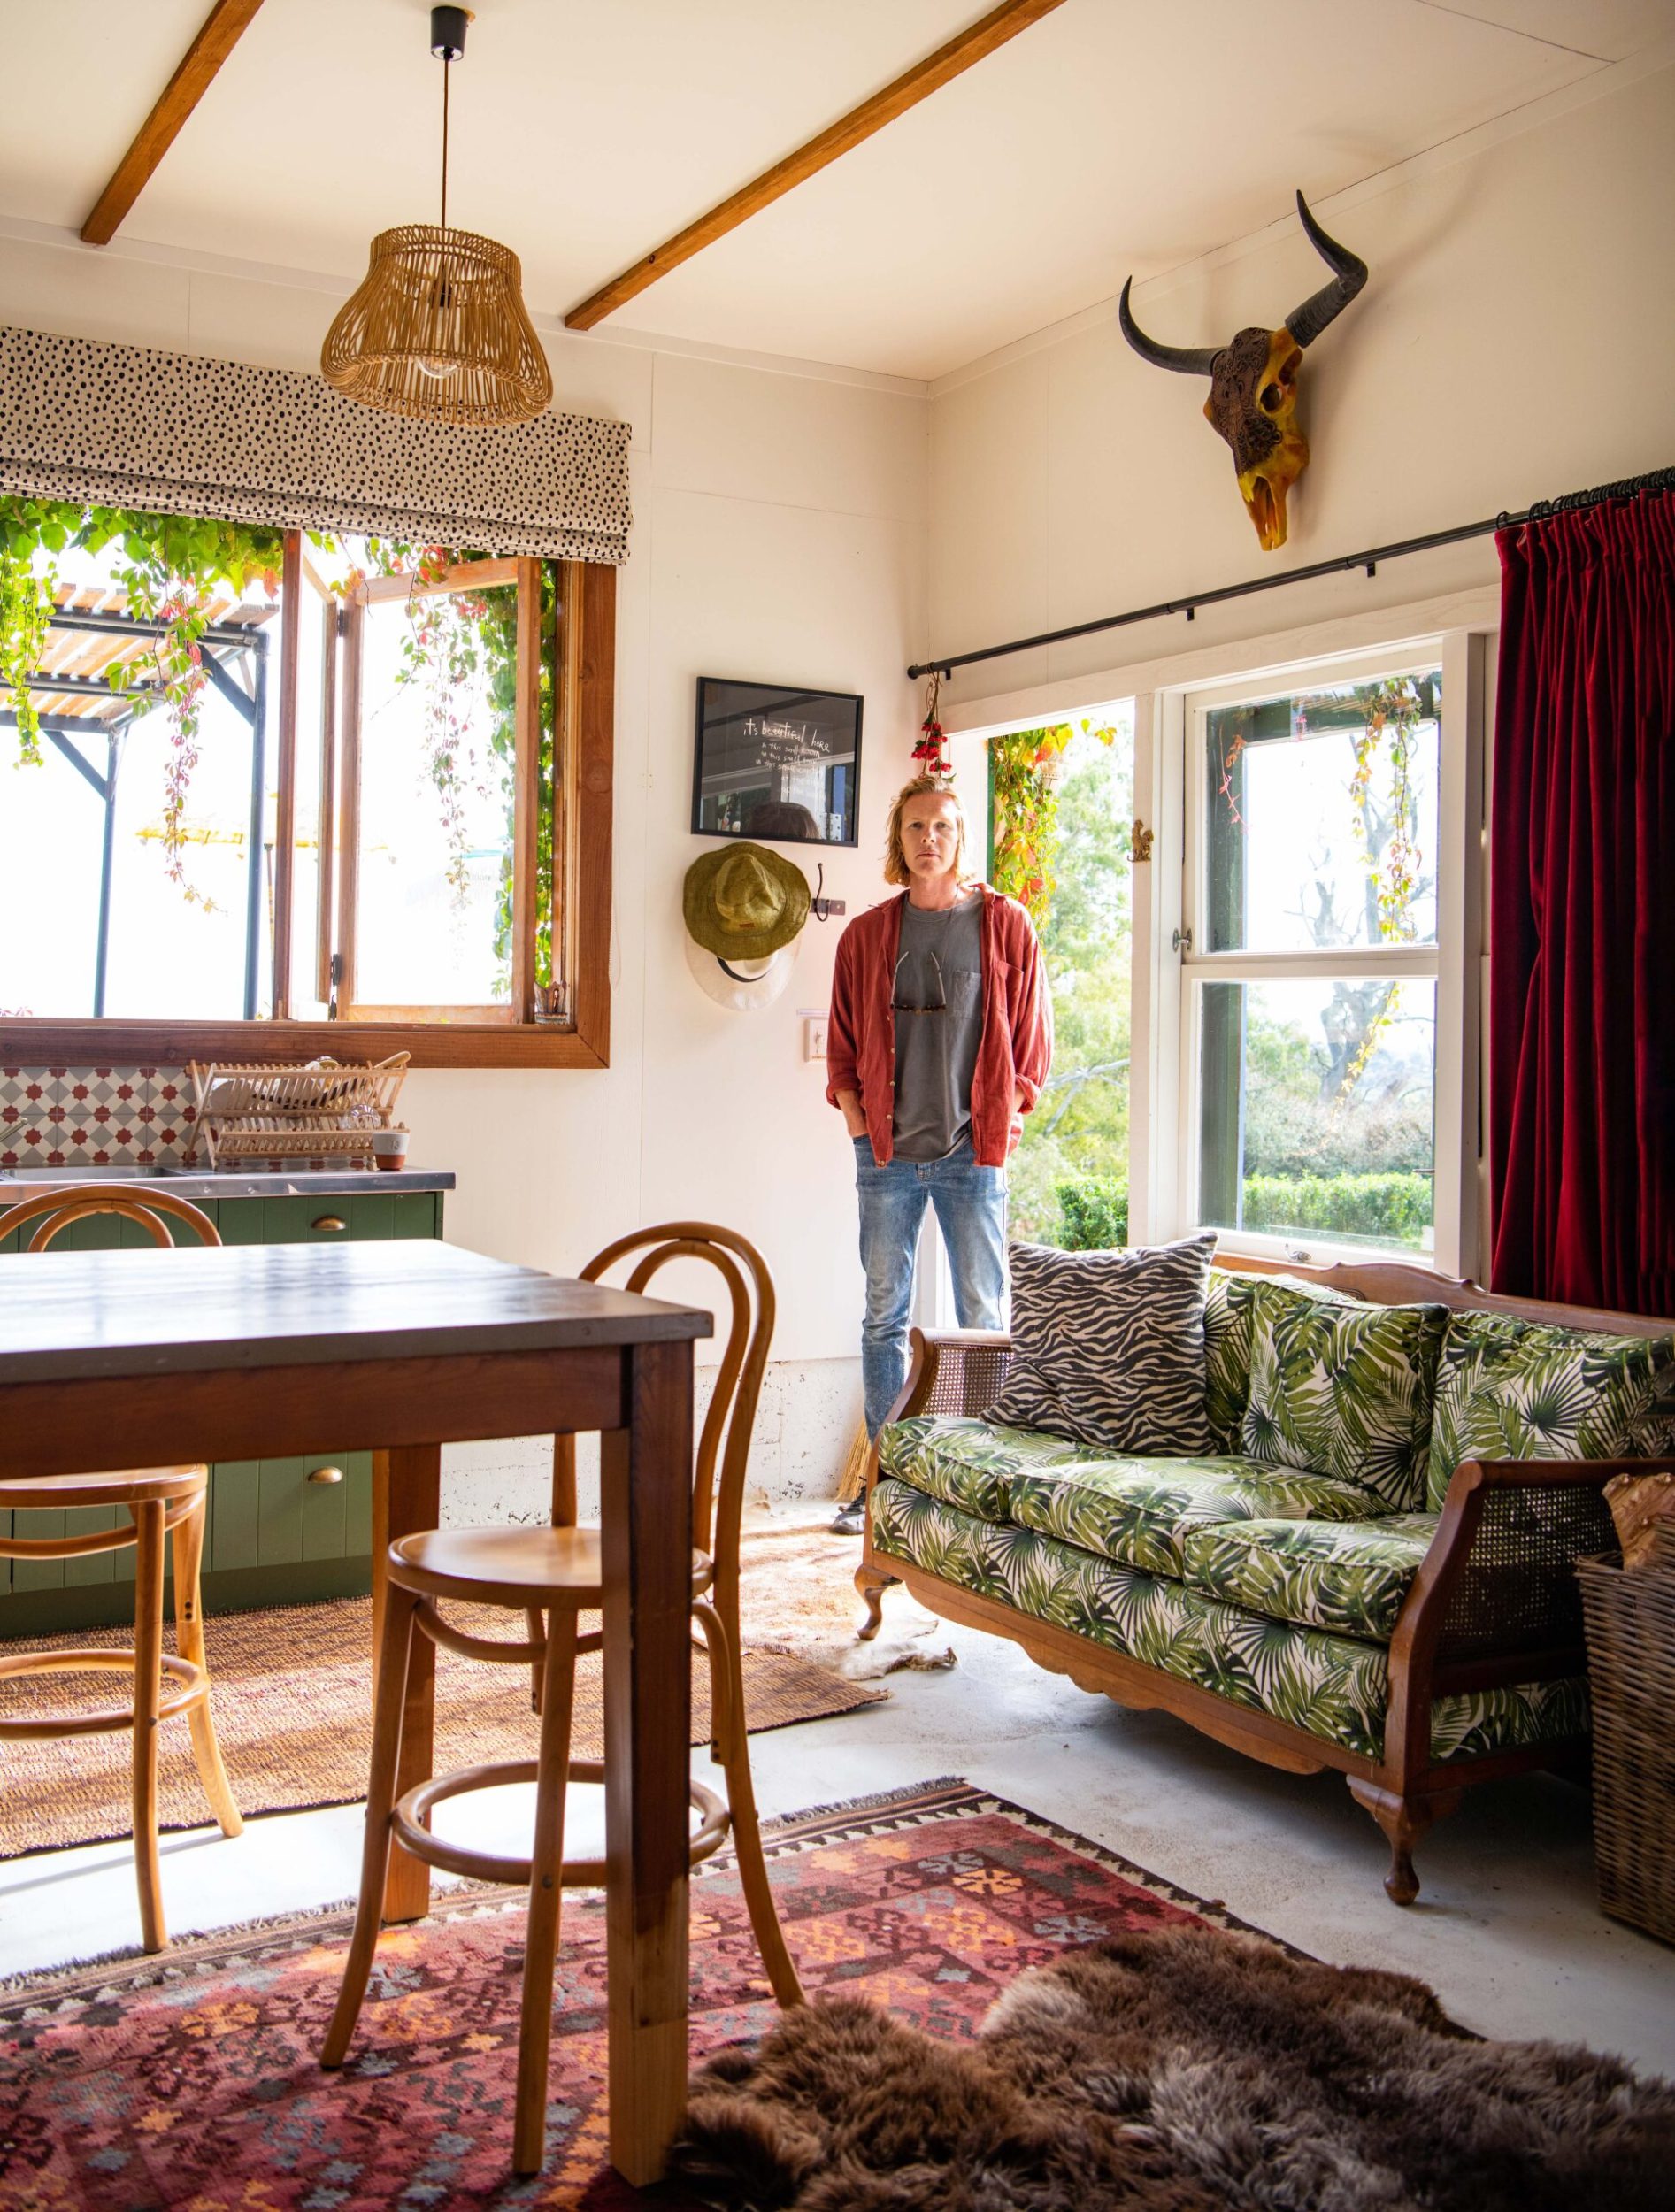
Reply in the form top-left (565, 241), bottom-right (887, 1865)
top-left (0, 1068), bottom-right (196, 1169)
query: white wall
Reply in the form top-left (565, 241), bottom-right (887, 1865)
top-left (926, 63), bottom-right (1675, 726)
top-left (6, 56), bottom-right (1669, 1485)
top-left (0, 231), bottom-right (930, 1490)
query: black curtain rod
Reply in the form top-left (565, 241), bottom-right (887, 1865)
top-left (906, 462), bottom-right (1675, 682)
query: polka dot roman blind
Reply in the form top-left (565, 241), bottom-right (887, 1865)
top-left (0, 326), bottom-right (632, 564)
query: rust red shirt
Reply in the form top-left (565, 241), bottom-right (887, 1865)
top-left (826, 886), bottom-right (1053, 1167)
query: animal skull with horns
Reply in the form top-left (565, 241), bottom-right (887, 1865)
top-left (1118, 192), bottom-right (1368, 550)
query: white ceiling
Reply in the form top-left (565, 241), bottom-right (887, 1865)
top-left (2, 0), bottom-right (1671, 381)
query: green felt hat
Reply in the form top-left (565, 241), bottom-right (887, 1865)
top-left (683, 842), bottom-right (811, 960)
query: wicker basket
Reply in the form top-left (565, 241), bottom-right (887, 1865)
top-left (183, 1054), bottom-right (410, 1170)
top-left (1577, 1525), bottom-right (1675, 1945)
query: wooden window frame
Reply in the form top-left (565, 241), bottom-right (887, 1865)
top-left (1157, 634), bottom-right (1481, 1277)
top-left (334, 556), bottom-right (532, 1029)
top-left (0, 538), bottom-right (614, 1071)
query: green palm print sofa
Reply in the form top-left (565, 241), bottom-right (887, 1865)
top-left (855, 1256), bottom-right (1675, 1902)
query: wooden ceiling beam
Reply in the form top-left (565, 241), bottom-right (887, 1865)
top-left (564, 0), bottom-right (1068, 332)
top-left (81, 0), bottom-right (265, 247)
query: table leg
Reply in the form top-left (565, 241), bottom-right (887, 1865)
top-left (373, 1440), bottom-right (442, 1922)
top-left (601, 1340), bottom-right (693, 2187)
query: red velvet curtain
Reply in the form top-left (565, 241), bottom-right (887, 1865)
top-left (1489, 488), bottom-right (1675, 1315)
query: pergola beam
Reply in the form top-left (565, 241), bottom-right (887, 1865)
top-left (564, 0), bottom-right (1068, 331)
top-left (81, 0), bottom-right (265, 247)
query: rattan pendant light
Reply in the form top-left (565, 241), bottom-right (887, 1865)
top-left (322, 6), bottom-right (552, 427)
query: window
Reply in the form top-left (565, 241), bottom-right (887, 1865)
top-left (991, 710), bottom-right (1135, 1246)
top-left (0, 514), bottom-right (614, 1068)
top-left (1177, 649), bottom-right (1461, 1262)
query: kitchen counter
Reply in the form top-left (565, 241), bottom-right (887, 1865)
top-left (0, 1168), bottom-right (455, 1202)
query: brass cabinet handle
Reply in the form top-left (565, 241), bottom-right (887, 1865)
top-left (312, 1215), bottom-right (347, 1232)
top-left (307, 1465), bottom-right (345, 1486)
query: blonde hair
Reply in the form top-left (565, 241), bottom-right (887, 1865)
top-left (883, 776), bottom-right (975, 887)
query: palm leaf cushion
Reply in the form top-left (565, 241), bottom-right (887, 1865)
top-left (1179, 1513), bottom-right (1436, 1642)
top-left (1203, 1271), bottom-right (1254, 1449)
top-left (986, 1233), bottom-right (1218, 1455)
top-left (877, 1416), bottom-right (1089, 1525)
top-left (1426, 1310), bottom-right (1675, 1509)
top-left (1204, 1269), bottom-right (1353, 1450)
top-left (1241, 1279), bottom-right (1448, 1510)
top-left (872, 1479), bottom-right (1587, 1763)
top-left (880, 1414), bottom-right (1381, 1576)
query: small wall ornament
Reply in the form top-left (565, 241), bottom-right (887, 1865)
top-left (913, 670), bottom-right (952, 774)
top-left (1118, 191), bottom-right (1368, 552)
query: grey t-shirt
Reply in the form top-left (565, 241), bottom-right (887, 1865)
top-left (892, 892), bottom-right (984, 1161)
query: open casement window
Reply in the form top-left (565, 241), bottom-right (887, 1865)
top-left (0, 533), bottom-right (614, 1070)
top-left (1172, 641), bottom-right (1482, 1270)
top-left (330, 558), bottom-right (541, 1028)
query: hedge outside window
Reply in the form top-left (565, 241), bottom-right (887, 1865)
top-left (0, 511), bottom-right (612, 1070)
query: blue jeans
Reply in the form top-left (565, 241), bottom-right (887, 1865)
top-left (855, 1135), bottom-right (1008, 1436)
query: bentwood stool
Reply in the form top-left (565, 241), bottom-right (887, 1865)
top-left (0, 1186), bottom-right (243, 1951)
top-left (322, 1222), bottom-right (803, 2175)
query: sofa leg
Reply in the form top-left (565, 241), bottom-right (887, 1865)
top-left (1347, 1779), bottom-right (1463, 1905)
top-left (854, 1560), bottom-right (899, 1642)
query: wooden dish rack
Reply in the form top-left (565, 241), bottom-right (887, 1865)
top-left (183, 1055), bottom-right (410, 1170)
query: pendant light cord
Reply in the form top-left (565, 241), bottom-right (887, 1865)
top-left (440, 56), bottom-right (450, 231)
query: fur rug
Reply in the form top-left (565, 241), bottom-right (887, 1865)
top-left (671, 1926), bottom-right (1675, 2211)
top-left (739, 1517), bottom-right (957, 1680)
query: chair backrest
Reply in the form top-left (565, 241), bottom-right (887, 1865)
top-left (0, 1183), bottom-right (221, 1254)
top-left (565, 1223), bottom-right (774, 1593)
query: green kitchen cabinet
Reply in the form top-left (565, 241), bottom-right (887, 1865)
top-left (0, 1182), bottom-right (445, 1633)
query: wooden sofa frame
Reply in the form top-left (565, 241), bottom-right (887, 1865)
top-left (855, 1253), bottom-right (1674, 1903)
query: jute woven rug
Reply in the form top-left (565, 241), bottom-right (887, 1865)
top-left (0, 1520), bottom-right (911, 1860)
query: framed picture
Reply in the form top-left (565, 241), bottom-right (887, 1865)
top-left (691, 677), bottom-right (863, 846)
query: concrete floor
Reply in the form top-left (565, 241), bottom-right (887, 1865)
top-left (3, 1517), bottom-right (1671, 2078)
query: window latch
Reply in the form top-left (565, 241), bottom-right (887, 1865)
top-left (327, 951), bottom-right (342, 1020)
top-left (1172, 926), bottom-right (1193, 954)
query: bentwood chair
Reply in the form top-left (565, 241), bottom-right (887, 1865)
top-left (322, 1221), bottom-right (803, 2176)
top-left (0, 1185), bottom-right (243, 1951)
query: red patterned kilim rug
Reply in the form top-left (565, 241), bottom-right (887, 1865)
top-left (0, 1779), bottom-right (1264, 2209)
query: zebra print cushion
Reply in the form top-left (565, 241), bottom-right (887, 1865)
top-left (986, 1233), bottom-right (1218, 1454)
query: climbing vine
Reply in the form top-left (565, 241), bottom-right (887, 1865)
top-left (1, 498), bottom-right (283, 902)
top-left (0, 544), bottom-right (53, 765)
top-left (485, 568), bottom-right (557, 995)
top-left (2, 500), bottom-right (549, 1000)
top-left (337, 541), bottom-right (551, 989)
top-left (1335, 675), bottom-right (1425, 1095)
top-left (341, 541), bottom-right (496, 905)
top-left (989, 718), bottom-right (1121, 926)
top-left (1348, 677), bottom-right (1423, 945)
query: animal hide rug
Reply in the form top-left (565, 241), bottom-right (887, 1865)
top-left (670, 1926), bottom-right (1675, 2210)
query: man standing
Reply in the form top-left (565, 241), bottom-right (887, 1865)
top-left (826, 774), bottom-right (1052, 1532)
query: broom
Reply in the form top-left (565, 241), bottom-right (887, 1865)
top-left (834, 1414), bottom-right (872, 1503)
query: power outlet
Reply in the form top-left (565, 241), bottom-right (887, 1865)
top-left (803, 1015), bottom-right (828, 1061)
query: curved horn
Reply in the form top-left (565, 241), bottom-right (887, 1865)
top-left (1118, 277), bottom-right (1221, 378)
top-left (1284, 191), bottom-right (1368, 348)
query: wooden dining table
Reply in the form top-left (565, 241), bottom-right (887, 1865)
top-left (0, 1235), bottom-right (711, 2186)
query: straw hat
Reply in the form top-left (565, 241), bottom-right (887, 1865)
top-left (682, 843), bottom-right (810, 1011)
